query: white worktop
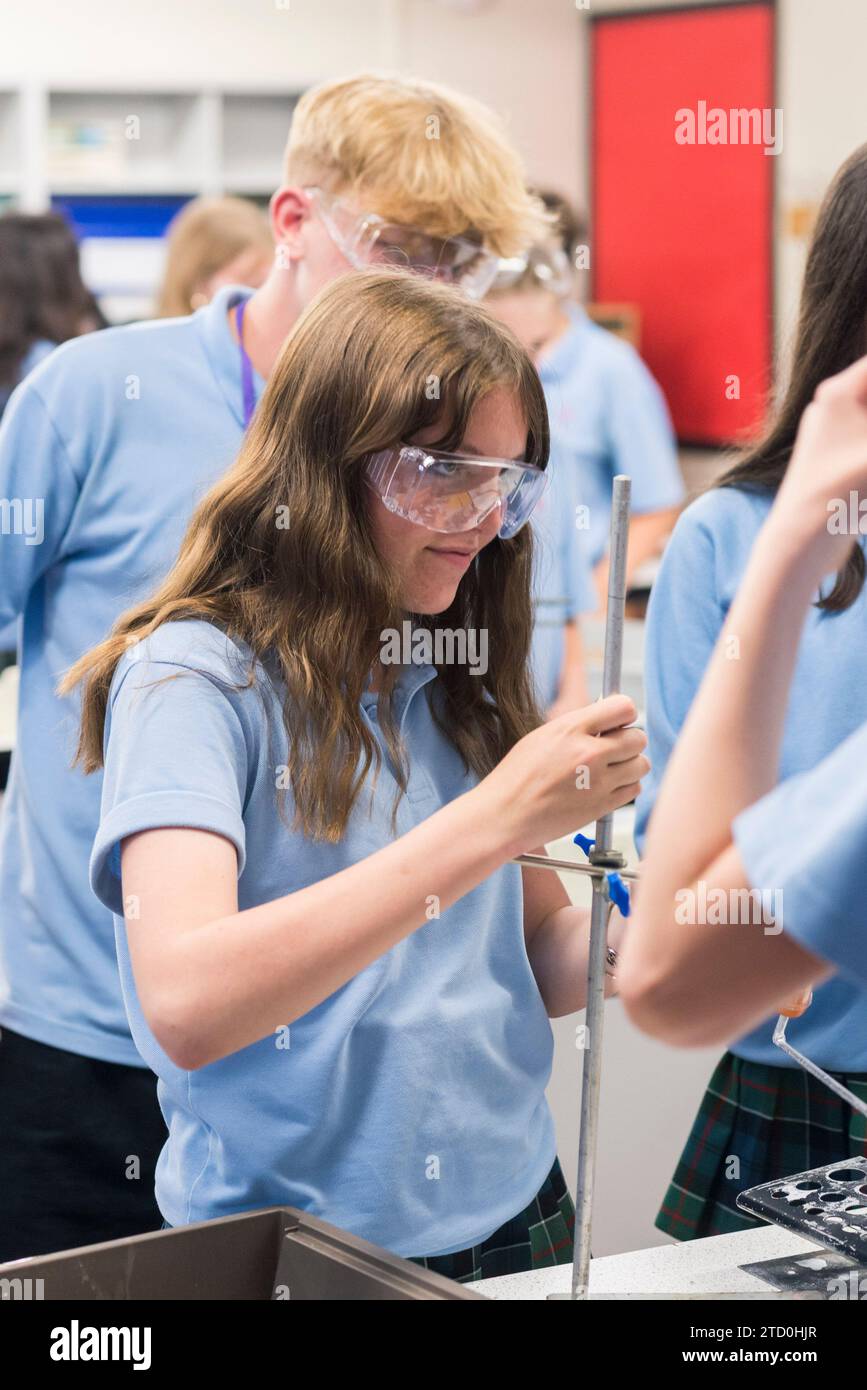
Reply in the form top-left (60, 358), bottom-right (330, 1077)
top-left (477, 1225), bottom-right (826, 1299)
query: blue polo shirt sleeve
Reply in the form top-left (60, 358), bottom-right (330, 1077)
top-left (91, 651), bottom-right (249, 916)
top-left (0, 375), bottom-right (83, 625)
top-left (603, 344), bottom-right (684, 516)
top-left (733, 722), bottom-right (867, 991)
top-left (633, 500), bottom-right (725, 853)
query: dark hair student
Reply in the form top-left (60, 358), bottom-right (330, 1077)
top-left (719, 142), bottom-right (867, 610)
top-left (0, 212), bottom-right (100, 402)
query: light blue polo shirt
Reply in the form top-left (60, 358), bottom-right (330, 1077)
top-left (0, 338), bottom-right (57, 652)
top-left (635, 485), bottom-right (867, 1070)
top-left (0, 287), bottom-right (262, 1065)
top-left (539, 306), bottom-right (683, 567)
top-left (90, 619), bottom-right (557, 1257)
top-left (530, 447), bottom-right (598, 708)
top-left (734, 720), bottom-right (867, 994)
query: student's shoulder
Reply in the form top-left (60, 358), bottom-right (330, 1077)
top-left (114, 620), bottom-right (261, 698)
top-left (24, 314), bottom-right (202, 397)
top-left (668, 483), bottom-right (773, 554)
top-left (648, 487), bottom-right (775, 630)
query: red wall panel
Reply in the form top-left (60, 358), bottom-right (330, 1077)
top-left (592, 3), bottom-right (775, 444)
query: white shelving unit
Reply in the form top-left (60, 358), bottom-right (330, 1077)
top-left (221, 93), bottom-right (294, 197)
top-left (1, 83), bottom-right (297, 317)
top-left (1, 84), bottom-right (297, 209)
top-left (47, 90), bottom-right (207, 194)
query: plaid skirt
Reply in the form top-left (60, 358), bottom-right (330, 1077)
top-left (657, 1051), bottom-right (867, 1241)
top-left (411, 1156), bottom-right (575, 1283)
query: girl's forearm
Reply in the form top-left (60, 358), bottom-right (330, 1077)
top-left (527, 904), bottom-right (619, 1017)
top-left (146, 783), bottom-right (511, 1069)
top-left (619, 359), bottom-right (867, 1029)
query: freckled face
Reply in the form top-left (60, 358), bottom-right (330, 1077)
top-left (366, 387), bottom-right (530, 615)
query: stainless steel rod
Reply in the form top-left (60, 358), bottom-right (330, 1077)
top-left (513, 853), bottom-right (640, 882)
top-left (773, 1015), bottom-right (867, 1119)
top-left (571, 475), bottom-right (631, 1300)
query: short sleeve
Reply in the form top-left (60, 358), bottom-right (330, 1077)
top-left (733, 723), bottom-right (867, 990)
top-left (91, 657), bottom-right (249, 914)
top-left (603, 347), bottom-right (684, 516)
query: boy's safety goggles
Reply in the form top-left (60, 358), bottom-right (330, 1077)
top-left (306, 187), bottom-right (501, 300)
top-left (492, 243), bottom-right (575, 299)
top-left (365, 445), bottom-right (549, 539)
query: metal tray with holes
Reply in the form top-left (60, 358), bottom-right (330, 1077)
top-left (737, 1157), bottom-right (867, 1262)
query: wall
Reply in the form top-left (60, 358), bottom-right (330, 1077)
top-left (401, 0), bottom-right (584, 199)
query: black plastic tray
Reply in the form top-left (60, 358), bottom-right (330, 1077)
top-left (737, 1156), bottom-right (867, 1263)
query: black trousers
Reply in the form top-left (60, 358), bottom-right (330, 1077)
top-left (0, 1026), bottom-right (166, 1263)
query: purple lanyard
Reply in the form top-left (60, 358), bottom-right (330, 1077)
top-left (234, 300), bottom-right (257, 429)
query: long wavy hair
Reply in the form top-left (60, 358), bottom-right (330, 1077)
top-left (719, 143), bottom-right (867, 610)
top-left (65, 267), bottom-right (549, 841)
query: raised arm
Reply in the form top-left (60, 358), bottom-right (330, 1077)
top-left (619, 357), bottom-right (867, 1043)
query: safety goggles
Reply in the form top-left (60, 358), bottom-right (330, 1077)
top-left (365, 444), bottom-right (548, 539)
top-left (491, 243), bottom-right (575, 299)
top-left (306, 187), bottom-right (501, 300)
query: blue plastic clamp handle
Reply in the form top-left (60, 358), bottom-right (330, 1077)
top-left (573, 833), bottom-right (596, 857)
top-left (606, 871), bottom-right (631, 918)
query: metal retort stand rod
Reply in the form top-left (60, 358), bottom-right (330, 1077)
top-left (514, 479), bottom-right (632, 1300)
top-left (567, 475), bottom-right (632, 1299)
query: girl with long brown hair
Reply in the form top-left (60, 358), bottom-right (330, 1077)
top-left (634, 143), bottom-right (867, 1243)
top-left (66, 267), bottom-right (647, 1279)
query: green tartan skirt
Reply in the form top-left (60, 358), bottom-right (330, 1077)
top-left (410, 1156), bottom-right (575, 1283)
top-left (657, 1051), bottom-right (867, 1241)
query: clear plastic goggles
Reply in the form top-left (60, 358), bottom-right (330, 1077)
top-left (491, 243), bottom-right (575, 299)
top-left (366, 445), bottom-right (548, 539)
top-left (306, 187), bottom-right (501, 301)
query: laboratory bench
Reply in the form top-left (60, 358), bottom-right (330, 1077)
top-left (477, 1224), bottom-right (842, 1300)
